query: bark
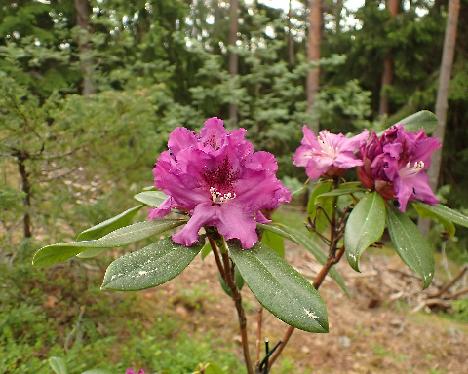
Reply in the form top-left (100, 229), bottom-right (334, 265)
top-left (378, 0), bottom-right (399, 116)
top-left (228, 0), bottom-right (239, 125)
top-left (334, 0), bottom-right (343, 33)
top-left (428, 0), bottom-right (460, 190)
top-left (307, 0), bottom-right (321, 132)
top-left (17, 153), bottom-right (32, 239)
top-left (74, 0), bottom-right (95, 95)
top-left (287, 0), bottom-right (295, 66)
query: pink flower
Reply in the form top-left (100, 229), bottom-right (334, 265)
top-left (149, 118), bottom-right (291, 249)
top-left (126, 369), bottom-right (144, 374)
top-left (358, 125), bottom-right (441, 211)
top-left (293, 126), bottom-right (368, 180)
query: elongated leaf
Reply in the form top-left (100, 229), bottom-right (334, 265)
top-left (275, 224), bottom-right (349, 294)
top-left (229, 242), bottom-right (328, 332)
top-left (33, 219), bottom-right (186, 267)
top-left (307, 180), bottom-right (332, 217)
top-left (345, 192), bottom-right (386, 272)
top-left (413, 203), bottom-right (455, 238)
top-left (49, 357), bottom-right (67, 374)
top-left (387, 206), bottom-right (434, 288)
top-left (261, 229), bottom-right (285, 258)
top-left (316, 187), bottom-right (365, 202)
top-left (397, 110), bottom-right (438, 134)
top-left (257, 222), bottom-right (297, 243)
top-left (200, 240), bottom-right (212, 260)
top-left (217, 267), bottom-right (245, 297)
top-left (308, 181), bottom-right (333, 232)
top-left (101, 238), bottom-right (202, 291)
top-left (338, 181), bottom-right (363, 189)
top-left (413, 203), bottom-right (468, 229)
top-left (134, 191), bottom-right (167, 207)
top-left (77, 205), bottom-right (143, 242)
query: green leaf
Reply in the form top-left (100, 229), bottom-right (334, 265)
top-left (413, 203), bottom-right (468, 229)
top-left (134, 190), bottom-right (167, 207)
top-left (308, 180), bottom-right (332, 216)
top-left (276, 225), bottom-right (349, 295)
top-left (217, 267), bottom-right (245, 297)
top-left (397, 110), bottom-right (438, 134)
top-left (33, 219), bottom-right (187, 267)
top-left (316, 187), bottom-right (365, 201)
top-left (81, 370), bottom-right (113, 374)
top-left (76, 205), bottom-right (142, 242)
top-left (338, 181), bottom-right (363, 189)
top-left (307, 180), bottom-right (333, 233)
top-left (261, 229), bottom-right (285, 258)
top-left (345, 192), bottom-right (386, 272)
top-left (229, 242), bottom-right (328, 333)
top-left (200, 240), bottom-right (212, 260)
top-left (49, 356), bottom-right (67, 374)
top-left (387, 206), bottom-right (434, 288)
top-left (413, 203), bottom-right (456, 238)
top-left (257, 222), bottom-right (297, 243)
top-left (101, 237), bottom-right (203, 291)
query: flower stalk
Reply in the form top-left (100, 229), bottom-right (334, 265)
top-left (207, 232), bottom-right (254, 374)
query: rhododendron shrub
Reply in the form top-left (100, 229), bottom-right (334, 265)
top-left (34, 111), bottom-right (468, 373)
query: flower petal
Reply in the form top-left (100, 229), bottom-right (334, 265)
top-left (168, 127), bottom-right (197, 155)
top-left (172, 203), bottom-right (216, 246)
top-left (216, 203), bottom-right (258, 248)
top-left (148, 197), bottom-right (175, 219)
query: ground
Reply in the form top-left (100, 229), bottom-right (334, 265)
top-left (139, 242), bottom-right (467, 374)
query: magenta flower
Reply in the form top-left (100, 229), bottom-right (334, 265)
top-left (358, 125), bottom-right (441, 211)
top-left (293, 126), bottom-right (368, 180)
top-left (149, 118), bottom-right (291, 249)
top-left (126, 369), bottom-right (144, 374)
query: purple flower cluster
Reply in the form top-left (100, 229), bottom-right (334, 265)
top-left (293, 126), bottom-right (368, 179)
top-left (149, 118), bottom-right (291, 248)
top-left (358, 124), bottom-right (441, 211)
top-left (294, 124), bottom-right (441, 212)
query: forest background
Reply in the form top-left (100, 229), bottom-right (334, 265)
top-left (0, 0), bottom-right (467, 373)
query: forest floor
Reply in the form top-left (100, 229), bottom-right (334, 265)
top-left (138, 241), bottom-right (468, 374)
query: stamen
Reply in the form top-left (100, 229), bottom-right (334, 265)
top-left (210, 186), bottom-right (236, 204)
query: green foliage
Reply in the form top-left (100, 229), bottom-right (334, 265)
top-left (229, 241), bottom-right (329, 333)
top-left (387, 206), bottom-right (435, 289)
top-left (33, 219), bottom-right (187, 266)
top-left (101, 238), bottom-right (203, 291)
top-left (345, 192), bottom-right (386, 272)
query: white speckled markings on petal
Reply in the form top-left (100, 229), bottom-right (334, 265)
top-left (101, 237), bottom-right (204, 291)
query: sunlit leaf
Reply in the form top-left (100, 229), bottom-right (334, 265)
top-left (229, 241), bottom-right (329, 333)
top-left (101, 237), bottom-right (202, 291)
top-left (33, 219), bottom-right (186, 267)
top-left (387, 206), bottom-right (434, 288)
top-left (345, 192), bottom-right (386, 272)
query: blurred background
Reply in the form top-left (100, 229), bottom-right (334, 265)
top-left (0, 0), bottom-right (467, 373)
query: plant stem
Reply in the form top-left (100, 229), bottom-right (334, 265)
top-left (207, 234), bottom-right (254, 374)
top-left (268, 177), bottom-right (343, 368)
top-left (255, 307), bottom-right (263, 364)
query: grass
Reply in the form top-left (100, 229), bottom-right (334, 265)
top-left (0, 241), bottom-right (245, 374)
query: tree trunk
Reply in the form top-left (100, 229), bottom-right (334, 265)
top-left (287, 0), bottom-right (295, 66)
top-left (334, 0), bottom-right (343, 33)
top-left (228, 0), bottom-right (239, 125)
top-left (378, 0), bottom-right (399, 116)
top-left (74, 0), bottom-right (95, 95)
top-left (17, 153), bottom-right (32, 239)
top-left (419, 0), bottom-right (459, 235)
top-left (307, 0), bottom-right (321, 132)
top-left (428, 0), bottom-right (460, 190)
